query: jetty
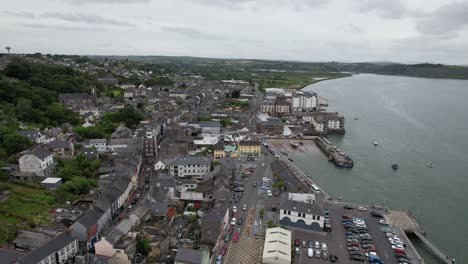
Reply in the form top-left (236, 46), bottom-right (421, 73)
top-left (313, 137), bottom-right (353, 168)
top-left (387, 210), bottom-right (455, 264)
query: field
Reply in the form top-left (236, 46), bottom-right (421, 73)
top-left (0, 182), bottom-right (56, 227)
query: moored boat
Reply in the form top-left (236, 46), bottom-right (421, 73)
top-left (392, 162), bottom-right (399, 170)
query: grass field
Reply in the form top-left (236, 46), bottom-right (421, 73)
top-left (112, 90), bottom-right (121, 96)
top-left (0, 182), bottom-right (56, 226)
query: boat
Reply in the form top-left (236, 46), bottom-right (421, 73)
top-left (391, 162), bottom-right (399, 170)
top-left (426, 162), bottom-right (433, 168)
top-left (299, 141), bottom-right (304, 146)
top-left (354, 117), bottom-right (358, 120)
top-left (290, 141), bottom-right (299, 148)
top-left (373, 142), bottom-right (379, 146)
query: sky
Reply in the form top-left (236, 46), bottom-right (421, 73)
top-left (1, 0), bottom-right (468, 64)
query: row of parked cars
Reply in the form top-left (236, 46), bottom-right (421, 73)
top-left (379, 220), bottom-right (413, 264)
top-left (293, 239), bottom-right (338, 261)
top-left (341, 214), bottom-right (384, 263)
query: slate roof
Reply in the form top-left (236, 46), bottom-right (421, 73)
top-left (58, 93), bottom-right (92, 101)
top-left (26, 147), bottom-right (52, 160)
top-left (239, 140), bottom-right (260, 146)
top-left (279, 193), bottom-right (323, 216)
top-left (46, 140), bottom-right (72, 149)
top-left (171, 156), bottom-right (210, 166)
top-left (76, 209), bottom-right (101, 228)
top-left (174, 248), bottom-right (203, 264)
top-left (18, 232), bottom-right (76, 264)
top-left (0, 249), bottom-right (25, 264)
top-left (17, 130), bottom-right (41, 140)
top-left (199, 121), bottom-right (221, 128)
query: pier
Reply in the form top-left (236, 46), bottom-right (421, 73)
top-left (313, 137), bottom-right (353, 168)
top-left (387, 210), bottom-right (455, 264)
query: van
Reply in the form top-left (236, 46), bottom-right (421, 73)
top-left (307, 248), bottom-right (313, 257)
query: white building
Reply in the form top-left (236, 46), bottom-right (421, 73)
top-left (169, 156), bottom-right (211, 179)
top-left (279, 193), bottom-right (324, 231)
top-left (89, 139), bottom-right (107, 152)
top-left (199, 121), bottom-right (221, 135)
top-left (17, 130), bottom-right (47, 144)
top-left (19, 147), bottom-right (54, 177)
top-left (262, 227), bottom-right (292, 264)
top-left (291, 91), bottom-right (317, 110)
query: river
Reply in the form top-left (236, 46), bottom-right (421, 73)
top-left (291, 74), bottom-right (468, 263)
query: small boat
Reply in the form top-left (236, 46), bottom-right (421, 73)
top-left (354, 117), bottom-right (358, 120)
top-left (426, 162), bottom-right (433, 168)
top-left (373, 142), bottom-right (379, 146)
top-left (392, 162), bottom-right (399, 170)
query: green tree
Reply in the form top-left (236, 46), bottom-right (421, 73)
top-left (0, 225), bottom-right (17, 244)
top-left (259, 208), bottom-right (265, 219)
top-left (136, 235), bottom-right (150, 255)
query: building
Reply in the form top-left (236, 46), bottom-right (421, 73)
top-left (238, 140), bottom-right (261, 157)
top-left (16, 130), bottom-right (46, 144)
top-left (314, 112), bottom-right (345, 133)
top-left (199, 121), bottom-right (221, 135)
top-left (41, 177), bottom-right (62, 190)
top-left (45, 140), bottom-right (74, 158)
top-left (213, 142), bottom-right (226, 158)
top-left (291, 91), bottom-right (317, 110)
top-left (19, 147), bottom-right (54, 177)
top-left (262, 227), bottom-right (292, 264)
top-left (58, 92), bottom-right (95, 110)
top-left (260, 102), bottom-right (275, 114)
top-left (257, 118), bottom-right (284, 136)
top-left (169, 156), bottom-right (211, 179)
top-left (89, 139), bottom-right (108, 152)
top-left (279, 193), bottom-right (324, 231)
top-left (18, 232), bottom-right (78, 264)
top-left (174, 248), bottom-right (210, 264)
top-left (70, 209), bottom-right (101, 250)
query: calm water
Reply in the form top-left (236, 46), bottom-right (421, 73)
top-left (293, 74), bottom-right (468, 263)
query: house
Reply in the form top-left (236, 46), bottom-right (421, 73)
top-left (238, 140), bottom-right (261, 157)
top-left (177, 179), bottom-right (198, 192)
top-left (13, 230), bottom-right (50, 251)
top-left (16, 130), bottom-right (46, 144)
top-left (291, 91), bottom-right (317, 110)
top-left (119, 83), bottom-right (135, 90)
top-left (89, 139), bottom-right (107, 152)
top-left (257, 118), bottom-right (284, 136)
top-left (81, 147), bottom-right (99, 160)
top-left (123, 89), bottom-right (136, 99)
top-left (169, 156), bottom-right (211, 179)
top-left (45, 140), bottom-right (74, 158)
top-left (199, 121), bottom-right (221, 135)
top-left (278, 193), bottom-right (324, 231)
top-left (314, 112), bottom-right (345, 134)
top-left (18, 232), bottom-right (79, 264)
top-left (70, 209), bottom-right (101, 250)
top-left (59, 92), bottom-right (95, 111)
top-left (159, 137), bottom-right (190, 157)
top-left (111, 126), bottom-right (133, 139)
top-left (0, 248), bottom-right (25, 264)
top-left (213, 142), bottom-right (226, 158)
top-left (174, 248), bottom-right (210, 264)
top-left (262, 227), bottom-right (291, 264)
top-left (41, 177), bottom-right (62, 190)
top-left (18, 147), bottom-right (54, 177)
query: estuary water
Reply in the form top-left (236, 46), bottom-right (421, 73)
top-left (294, 74), bottom-right (468, 263)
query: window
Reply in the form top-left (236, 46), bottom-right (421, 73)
top-left (288, 210), bottom-right (291, 215)
top-left (317, 216), bottom-right (320, 220)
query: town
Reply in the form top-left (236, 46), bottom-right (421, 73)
top-left (0, 53), bottom-right (428, 264)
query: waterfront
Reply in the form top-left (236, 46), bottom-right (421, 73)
top-left (291, 74), bottom-right (468, 263)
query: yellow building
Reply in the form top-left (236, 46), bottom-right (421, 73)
top-left (213, 142), bottom-right (226, 158)
top-left (239, 140), bottom-right (261, 157)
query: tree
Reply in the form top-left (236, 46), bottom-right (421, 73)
top-left (5, 47), bottom-right (11, 54)
top-left (0, 225), bottom-right (17, 243)
top-left (136, 235), bottom-right (150, 255)
top-left (259, 208), bottom-right (265, 219)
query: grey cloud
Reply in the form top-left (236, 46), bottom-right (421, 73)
top-left (41, 12), bottom-right (134, 27)
top-left (161, 26), bottom-right (225, 40)
top-left (338, 24), bottom-right (364, 34)
top-left (2, 11), bottom-right (36, 19)
top-left (65, 0), bottom-right (151, 4)
top-left (192, 0), bottom-right (331, 10)
top-left (357, 0), bottom-right (407, 19)
top-left (18, 22), bottom-right (106, 31)
top-left (415, 2), bottom-right (468, 35)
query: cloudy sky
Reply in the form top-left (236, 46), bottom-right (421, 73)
top-left (2, 0), bottom-right (468, 64)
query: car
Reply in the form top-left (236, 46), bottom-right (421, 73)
top-left (232, 206), bottom-right (237, 213)
top-left (307, 248), bottom-right (313, 257)
top-left (348, 246), bottom-right (360, 251)
top-left (242, 204), bottom-right (247, 211)
top-left (224, 233), bottom-right (230, 242)
top-left (385, 232), bottom-right (395, 237)
top-left (329, 254), bottom-right (338, 262)
top-left (294, 247), bottom-right (300, 255)
top-left (252, 182), bottom-right (257, 187)
top-left (230, 218), bottom-right (236, 225)
top-left (315, 249), bottom-right (321, 258)
top-left (347, 238), bottom-right (359, 243)
top-left (395, 248), bottom-right (407, 254)
top-left (314, 241), bottom-right (320, 249)
top-left (371, 211), bottom-right (384, 218)
top-left (322, 251), bottom-right (328, 260)
top-left (216, 255), bottom-right (222, 264)
top-left (237, 218), bottom-right (243, 225)
top-left (379, 219), bottom-right (389, 225)
top-left (267, 190), bottom-right (272, 197)
top-left (398, 257), bottom-right (411, 263)
top-left (392, 245), bottom-right (405, 250)
top-left (300, 240), bottom-right (306, 248)
top-left (128, 205), bottom-right (133, 209)
top-left (307, 240), bottom-right (314, 248)
top-left (232, 233), bottom-right (239, 242)
top-left (261, 163), bottom-right (265, 167)
top-left (271, 205), bottom-right (277, 211)
top-left (321, 243), bottom-right (327, 251)
top-left (294, 239), bottom-right (300, 246)
top-left (145, 184), bottom-right (149, 190)
top-left (358, 206), bottom-right (368, 211)
top-left (341, 214), bottom-right (352, 219)
top-left (349, 251), bottom-right (363, 257)
top-left (220, 246), bottom-right (227, 256)
top-left (396, 253), bottom-right (408, 258)
top-left (146, 168), bottom-right (150, 172)
top-left (350, 255), bottom-right (365, 262)
top-left (362, 243), bottom-right (375, 249)
top-left (344, 205), bottom-right (355, 210)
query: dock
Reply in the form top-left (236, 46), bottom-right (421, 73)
top-left (313, 137), bottom-right (353, 168)
top-left (387, 210), bottom-right (455, 264)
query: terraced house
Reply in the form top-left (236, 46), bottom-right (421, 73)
top-left (238, 140), bottom-right (261, 157)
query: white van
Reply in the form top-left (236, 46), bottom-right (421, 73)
top-left (307, 248), bottom-right (313, 258)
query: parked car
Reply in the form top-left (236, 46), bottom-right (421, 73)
top-left (307, 240), bottom-right (314, 248)
top-left (294, 239), bottom-right (301, 247)
top-left (216, 255), bottom-right (222, 264)
top-left (252, 182), bottom-right (257, 187)
top-left (230, 218), bottom-right (236, 225)
top-left (261, 163), bottom-right (265, 167)
top-left (224, 233), bottom-right (230, 242)
top-left (232, 233), bottom-right (239, 242)
top-left (321, 243), bottom-right (327, 251)
top-left (242, 204), bottom-right (247, 211)
top-left (237, 218), bottom-right (243, 225)
top-left (314, 241), bottom-right (320, 249)
top-left (301, 240), bottom-right (306, 248)
top-left (329, 254), bottom-right (338, 262)
top-left (220, 246), bottom-right (227, 256)
top-left (322, 251), bottom-right (328, 260)
top-left (307, 248), bottom-right (313, 257)
top-left (358, 206), bottom-right (367, 211)
top-left (232, 206), bottom-right (237, 213)
top-left (315, 249), bottom-right (321, 258)
top-left (294, 247), bottom-right (300, 255)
